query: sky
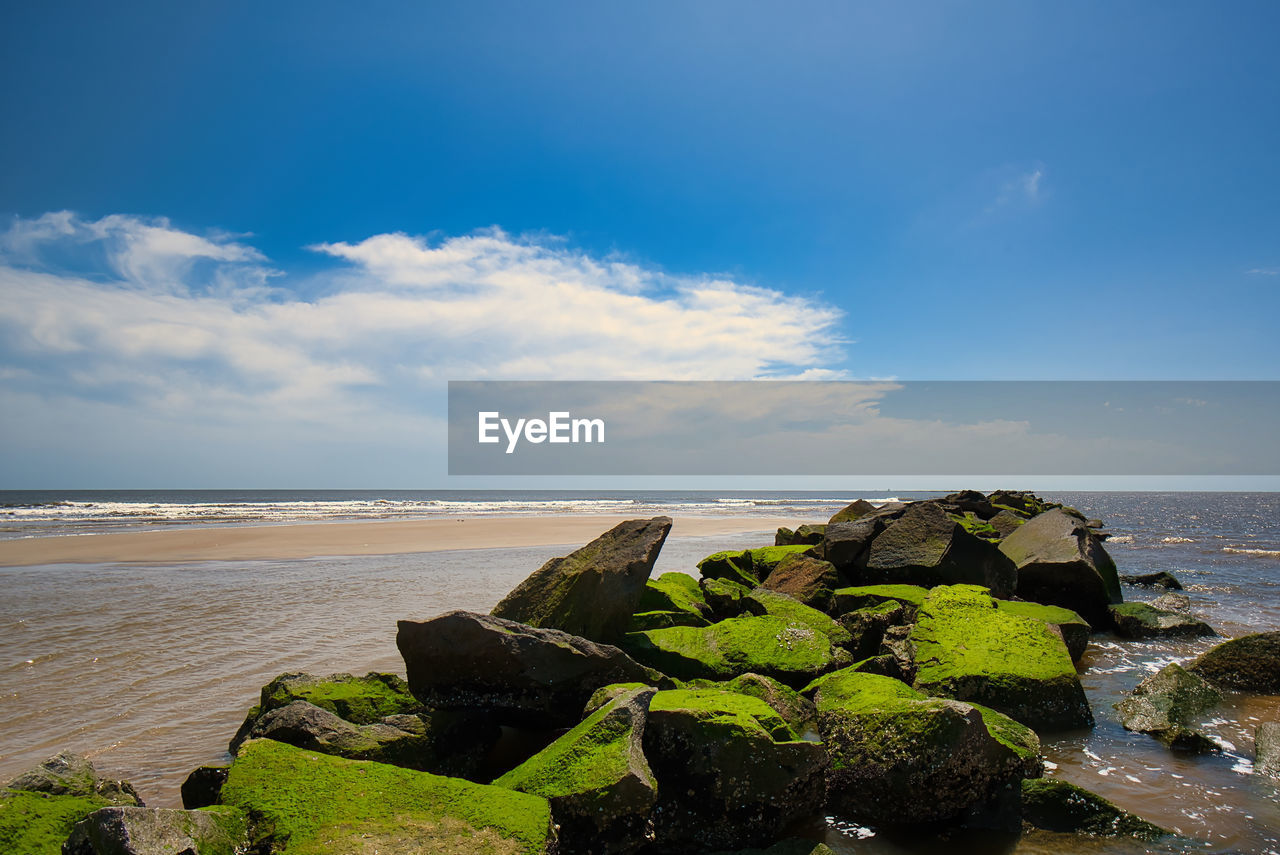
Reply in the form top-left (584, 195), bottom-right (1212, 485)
top-left (1, 1), bottom-right (1278, 488)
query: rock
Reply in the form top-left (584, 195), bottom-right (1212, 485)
top-left (775, 524), bottom-right (826, 546)
top-left (622, 614), bottom-right (851, 688)
top-left (829, 499), bottom-right (878, 523)
top-left (988, 510), bottom-right (1026, 538)
top-left (1, 754), bottom-right (142, 855)
top-left (864, 502), bottom-right (1018, 598)
top-left (943, 490), bottom-right (999, 518)
top-left (833, 583), bottom-right (928, 618)
top-left (1151, 592), bottom-right (1191, 613)
top-left (221, 738), bottom-right (557, 854)
top-left (805, 670), bottom-right (1041, 827)
top-left (584, 682), bottom-right (654, 715)
top-left (700, 576), bottom-right (751, 618)
top-left (697, 545), bottom-right (814, 589)
top-left (397, 610), bottom-right (670, 728)
top-left (742, 588), bottom-right (853, 647)
top-left (491, 517), bottom-right (672, 644)
top-left (1188, 631), bottom-right (1280, 692)
top-left (627, 610), bottom-right (710, 631)
top-left (495, 688), bottom-right (657, 855)
top-left (683, 673), bottom-right (817, 734)
top-left (230, 671), bottom-right (423, 749)
top-left (1108, 603), bottom-right (1215, 639)
top-left (819, 515), bottom-right (889, 572)
top-left (179, 766), bottom-right (227, 810)
top-left (643, 688), bottom-right (827, 851)
top-left (710, 841), bottom-right (835, 855)
top-left (1255, 722), bottom-right (1280, 777)
top-left (994, 600), bottom-right (1092, 663)
top-left (63, 806), bottom-right (248, 855)
top-left (999, 508), bottom-right (1122, 628)
top-left (987, 490), bottom-right (1054, 518)
top-left (759, 553), bottom-right (840, 612)
top-left (838, 601), bottom-right (907, 660)
top-left (639, 572), bottom-right (711, 619)
top-left (878, 624), bottom-right (916, 679)
top-left (909, 585), bottom-right (1093, 731)
top-left (1020, 778), bottom-right (1167, 840)
top-left (1115, 663), bottom-right (1222, 749)
top-left (1120, 571), bottom-right (1184, 589)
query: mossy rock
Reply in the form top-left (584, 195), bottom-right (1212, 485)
top-left (999, 508), bottom-right (1122, 628)
top-left (1115, 663), bottom-right (1222, 749)
top-left (743, 588), bottom-right (853, 647)
top-left (583, 683), bottom-right (656, 716)
top-left (838, 601), bottom-right (908, 660)
top-left (953, 511), bottom-right (1002, 541)
top-left (805, 670), bottom-right (1041, 826)
top-left (626, 609), bottom-right (710, 632)
top-left (638, 572), bottom-right (710, 617)
top-left (0, 753), bottom-right (143, 855)
top-left (495, 688), bottom-right (657, 854)
top-left (1188, 631), bottom-right (1280, 692)
top-left (995, 599), bottom-right (1092, 662)
top-left (700, 576), bottom-right (752, 618)
top-left (833, 584), bottom-right (929, 617)
top-left (622, 614), bottom-right (851, 688)
top-left (829, 499), bottom-right (877, 524)
top-left (775, 524), bottom-right (826, 547)
top-left (758, 553), bottom-right (840, 612)
top-left (232, 672), bottom-right (424, 750)
top-left (683, 673), bottom-right (816, 733)
top-left (63, 805), bottom-right (249, 855)
top-left (910, 585), bottom-right (1093, 731)
top-left (221, 738), bottom-right (556, 854)
top-left (863, 502), bottom-right (1018, 598)
top-left (697, 545), bottom-right (813, 588)
top-left (1109, 603), bottom-right (1215, 640)
top-left (1020, 778), bottom-right (1167, 840)
top-left (643, 689), bottom-right (826, 850)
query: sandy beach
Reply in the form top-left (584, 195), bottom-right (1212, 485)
top-left (0, 514), bottom-right (799, 566)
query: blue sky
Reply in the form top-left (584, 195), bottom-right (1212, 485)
top-left (1, 2), bottom-right (1278, 487)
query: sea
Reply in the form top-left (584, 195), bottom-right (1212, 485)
top-left (1, 490), bottom-right (1278, 854)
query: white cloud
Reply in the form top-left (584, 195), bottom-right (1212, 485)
top-left (1246, 267), bottom-right (1278, 276)
top-left (984, 163), bottom-right (1047, 214)
top-left (0, 214), bottom-right (847, 434)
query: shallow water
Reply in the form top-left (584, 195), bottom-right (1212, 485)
top-left (2, 493), bottom-right (1279, 853)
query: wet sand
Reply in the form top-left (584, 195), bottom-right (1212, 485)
top-left (0, 514), bottom-right (797, 566)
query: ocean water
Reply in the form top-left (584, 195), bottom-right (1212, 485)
top-left (1, 491), bottom-right (1278, 853)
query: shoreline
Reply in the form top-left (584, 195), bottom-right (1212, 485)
top-left (0, 514), bottom-right (800, 566)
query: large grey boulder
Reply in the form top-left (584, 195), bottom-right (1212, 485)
top-left (862, 502), bottom-right (1017, 597)
top-left (1188, 631), bottom-right (1280, 693)
top-left (829, 499), bottom-right (877, 523)
top-left (397, 610), bottom-right (670, 727)
top-left (1115, 663), bottom-right (1222, 750)
top-left (492, 517), bottom-right (672, 644)
top-left (1020, 778), bottom-right (1167, 840)
top-left (819, 515), bottom-right (888, 573)
top-left (1256, 722), bottom-right (1280, 777)
top-left (1109, 603), bottom-right (1215, 639)
top-left (999, 508), bottom-right (1122, 627)
top-left (63, 806), bottom-right (248, 855)
top-left (759, 553), bottom-right (840, 612)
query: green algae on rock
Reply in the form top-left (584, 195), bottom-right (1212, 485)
top-left (643, 688), bottom-right (826, 850)
top-left (1115, 663), bottom-right (1222, 750)
top-left (221, 738), bottom-right (556, 854)
top-left (495, 688), bottom-right (657, 855)
top-left (638, 571), bottom-right (711, 618)
top-left (994, 599), bottom-right (1092, 663)
top-left (829, 499), bottom-right (877, 524)
top-left (803, 670), bottom-right (1041, 827)
top-left (1188, 630), bottom-right (1280, 693)
top-left (1109, 602), bottom-right (1215, 639)
top-left (743, 588), bottom-right (853, 647)
top-left (998, 508), bottom-right (1122, 628)
top-left (909, 585), bottom-right (1093, 731)
top-left (1020, 778), bottom-right (1167, 840)
top-left (697, 545), bottom-right (814, 589)
top-left (626, 609), bottom-right (711, 632)
top-left (492, 517), bottom-right (673, 645)
top-left (0, 753), bottom-right (143, 855)
top-left (700, 576), bottom-right (752, 618)
top-left (63, 806), bottom-right (249, 855)
top-left (758, 553), bottom-right (840, 612)
top-left (622, 614), bottom-right (850, 688)
top-left (833, 583), bottom-right (929, 617)
top-left (684, 673), bottom-right (817, 734)
top-left (862, 502), bottom-right (1018, 598)
top-left (774, 524), bottom-right (827, 547)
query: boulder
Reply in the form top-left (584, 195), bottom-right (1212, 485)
top-left (994, 600), bottom-right (1092, 663)
top-left (863, 502), bottom-right (1018, 597)
top-left (639, 572), bottom-right (711, 619)
top-left (495, 688), bottom-right (657, 855)
top-left (1, 753), bottom-right (142, 855)
top-left (818, 515), bottom-right (892, 572)
top-left (1256, 722), bottom-right (1280, 777)
top-left (221, 738), bottom-right (557, 854)
top-left (759, 553), bottom-right (840, 612)
top-left (998, 508), bottom-right (1122, 627)
top-left (397, 610), bottom-right (669, 728)
top-left (230, 671), bottom-right (423, 749)
top-left (1120, 571), bottom-right (1184, 590)
top-left (742, 588), bottom-right (853, 647)
top-left (987, 490), bottom-right (1054, 518)
top-left (643, 689), bottom-right (827, 851)
top-left (805, 670), bottom-right (1041, 827)
top-left (943, 490), bottom-right (999, 518)
top-left (1115, 663), bottom-right (1222, 749)
top-left (775, 524), bottom-right (826, 546)
top-left (1151, 592), bottom-right (1191, 613)
top-left (682, 673), bottom-right (817, 734)
top-left (988, 510), bottom-right (1025, 538)
top-left (491, 517), bottom-right (672, 644)
top-left (833, 583), bottom-right (928, 618)
top-left (63, 806), bottom-right (248, 855)
top-left (1109, 603), bottom-right (1215, 639)
top-left (1188, 631), bottom-right (1280, 692)
top-left (909, 585), bottom-right (1093, 731)
top-left (627, 610), bottom-right (710, 632)
top-left (829, 499), bottom-right (878, 523)
top-left (697, 545), bottom-right (814, 589)
top-left (1020, 778), bottom-right (1167, 840)
top-left (838, 601), bottom-right (908, 660)
top-left (622, 614), bottom-right (851, 688)
top-left (700, 577), bottom-right (751, 619)
top-left (179, 766), bottom-right (227, 810)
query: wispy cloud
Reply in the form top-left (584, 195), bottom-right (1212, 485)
top-left (986, 164), bottom-right (1046, 213)
top-left (1246, 267), bottom-right (1279, 276)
